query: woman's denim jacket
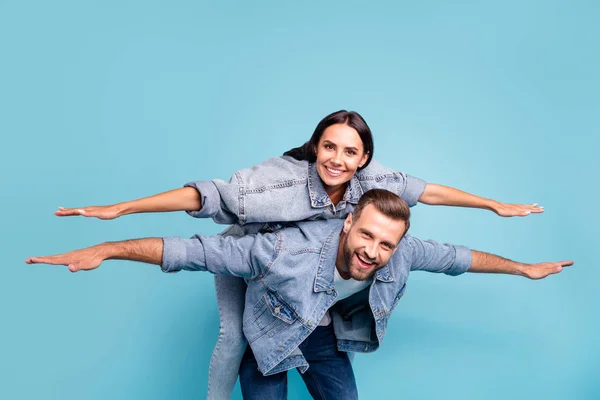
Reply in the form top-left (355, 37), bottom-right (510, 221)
top-left (184, 156), bottom-right (427, 225)
top-left (161, 219), bottom-right (472, 376)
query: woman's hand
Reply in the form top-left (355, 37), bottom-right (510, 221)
top-left (54, 205), bottom-right (122, 220)
top-left (490, 202), bottom-right (544, 217)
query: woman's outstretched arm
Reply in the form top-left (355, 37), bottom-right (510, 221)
top-left (54, 187), bottom-right (202, 219)
top-left (418, 183), bottom-right (544, 217)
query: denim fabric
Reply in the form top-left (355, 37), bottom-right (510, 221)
top-left (162, 218), bottom-right (472, 376)
top-left (239, 324), bottom-right (357, 400)
top-left (205, 275), bottom-right (247, 400)
top-left (184, 156), bottom-right (426, 224)
top-left (181, 157), bottom-right (427, 398)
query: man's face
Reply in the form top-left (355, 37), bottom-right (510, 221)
top-left (338, 204), bottom-right (407, 281)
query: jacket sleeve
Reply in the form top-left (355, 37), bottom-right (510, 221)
top-left (356, 160), bottom-right (426, 207)
top-left (183, 156), bottom-right (310, 224)
top-left (161, 232), bottom-right (280, 279)
top-left (405, 236), bottom-right (472, 276)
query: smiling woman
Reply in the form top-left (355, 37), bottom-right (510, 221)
top-left (51, 109), bottom-right (543, 399)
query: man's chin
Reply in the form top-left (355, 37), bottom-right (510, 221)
top-left (350, 267), bottom-right (375, 281)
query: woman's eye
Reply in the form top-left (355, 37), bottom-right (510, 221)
top-left (346, 150), bottom-right (357, 156)
top-left (324, 144), bottom-right (334, 150)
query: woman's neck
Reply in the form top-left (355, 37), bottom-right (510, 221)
top-left (326, 183), bottom-right (347, 206)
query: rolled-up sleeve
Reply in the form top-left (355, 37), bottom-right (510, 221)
top-left (184, 180), bottom-right (240, 224)
top-left (402, 175), bottom-right (427, 207)
top-left (161, 232), bottom-right (279, 279)
top-left (161, 236), bottom-right (207, 273)
top-left (407, 236), bottom-right (472, 276)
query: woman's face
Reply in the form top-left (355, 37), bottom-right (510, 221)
top-left (314, 123), bottom-right (369, 191)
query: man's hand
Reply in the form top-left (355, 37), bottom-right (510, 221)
top-left (520, 260), bottom-right (574, 280)
top-left (25, 245), bottom-right (108, 272)
top-left (54, 205), bottom-right (121, 220)
top-left (491, 202), bottom-right (544, 217)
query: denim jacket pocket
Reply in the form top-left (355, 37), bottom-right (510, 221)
top-left (264, 290), bottom-right (298, 324)
top-left (245, 290), bottom-right (298, 344)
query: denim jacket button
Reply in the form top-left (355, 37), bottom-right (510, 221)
top-left (307, 321), bottom-right (313, 327)
top-left (274, 306), bottom-right (281, 314)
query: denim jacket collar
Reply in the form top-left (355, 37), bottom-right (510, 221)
top-left (313, 226), bottom-right (394, 293)
top-left (307, 163), bottom-right (364, 208)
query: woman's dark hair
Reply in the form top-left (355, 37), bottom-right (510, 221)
top-left (283, 110), bottom-right (374, 170)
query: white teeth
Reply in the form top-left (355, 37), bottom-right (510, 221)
top-left (326, 167), bottom-right (343, 175)
top-left (357, 254), bottom-right (374, 265)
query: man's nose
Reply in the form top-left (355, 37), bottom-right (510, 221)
top-left (364, 243), bottom-right (377, 260)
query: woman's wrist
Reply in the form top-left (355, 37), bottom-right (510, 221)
top-left (111, 203), bottom-right (129, 217)
top-left (483, 199), bottom-right (501, 213)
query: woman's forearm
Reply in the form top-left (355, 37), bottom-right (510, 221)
top-left (418, 183), bottom-right (543, 217)
top-left (418, 184), bottom-right (495, 209)
top-left (116, 187), bottom-right (202, 216)
top-left (55, 187), bottom-right (203, 219)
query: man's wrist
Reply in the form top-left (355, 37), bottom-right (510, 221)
top-left (98, 242), bottom-right (119, 261)
top-left (513, 262), bottom-right (528, 277)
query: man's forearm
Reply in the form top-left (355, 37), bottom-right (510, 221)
top-left (468, 250), bottom-right (525, 276)
top-left (102, 238), bottom-right (164, 265)
top-left (25, 238), bottom-right (165, 272)
top-left (468, 250), bottom-right (572, 280)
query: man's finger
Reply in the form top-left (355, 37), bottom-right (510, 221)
top-left (557, 260), bottom-right (574, 267)
top-left (24, 256), bottom-right (67, 265)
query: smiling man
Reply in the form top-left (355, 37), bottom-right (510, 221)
top-left (26, 189), bottom-right (572, 399)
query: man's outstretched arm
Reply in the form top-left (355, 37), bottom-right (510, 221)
top-left (468, 251), bottom-right (573, 280)
top-left (25, 239), bottom-right (164, 272)
top-left (406, 237), bottom-right (573, 279)
top-left (26, 233), bottom-right (277, 279)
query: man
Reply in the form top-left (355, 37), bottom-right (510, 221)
top-left (26, 189), bottom-right (572, 399)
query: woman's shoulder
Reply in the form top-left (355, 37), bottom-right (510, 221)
top-left (234, 156), bottom-right (309, 185)
top-left (355, 159), bottom-right (402, 179)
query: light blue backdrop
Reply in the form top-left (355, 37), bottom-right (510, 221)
top-left (1, 1), bottom-right (597, 399)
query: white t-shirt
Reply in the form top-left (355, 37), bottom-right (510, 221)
top-left (319, 268), bottom-right (372, 326)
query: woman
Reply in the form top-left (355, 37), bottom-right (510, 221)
top-left (56, 110), bottom-right (542, 398)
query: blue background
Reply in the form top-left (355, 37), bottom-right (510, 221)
top-left (1, 1), bottom-right (597, 399)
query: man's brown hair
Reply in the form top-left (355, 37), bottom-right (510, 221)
top-left (352, 189), bottom-right (411, 235)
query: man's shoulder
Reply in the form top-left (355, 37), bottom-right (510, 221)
top-left (278, 219), bottom-right (343, 249)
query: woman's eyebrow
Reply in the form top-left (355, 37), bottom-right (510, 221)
top-left (322, 140), bottom-right (359, 151)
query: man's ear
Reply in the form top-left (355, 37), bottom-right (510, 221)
top-left (343, 213), bottom-right (353, 233)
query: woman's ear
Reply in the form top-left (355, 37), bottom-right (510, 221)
top-left (358, 152), bottom-right (369, 168)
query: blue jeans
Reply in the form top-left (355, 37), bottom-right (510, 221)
top-left (206, 275), bottom-right (248, 400)
top-left (239, 324), bottom-right (358, 400)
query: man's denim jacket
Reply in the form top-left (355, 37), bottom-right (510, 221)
top-left (184, 156), bottom-right (426, 224)
top-left (162, 219), bottom-right (472, 376)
